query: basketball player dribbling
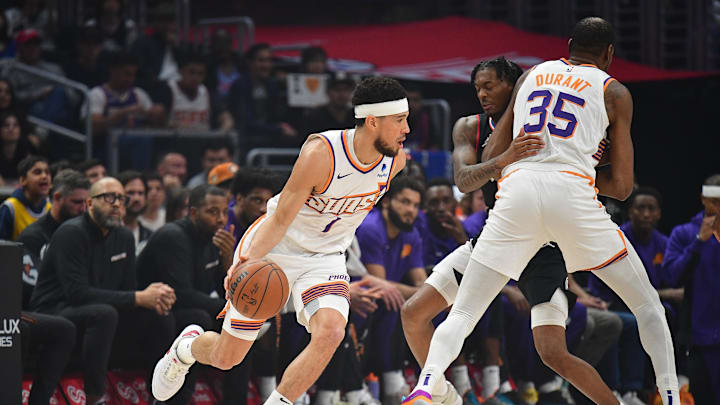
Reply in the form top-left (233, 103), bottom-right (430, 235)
top-left (151, 76), bottom-right (409, 404)
top-left (404, 17), bottom-right (680, 405)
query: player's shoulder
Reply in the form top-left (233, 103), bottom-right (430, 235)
top-left (452, 114), bottom-right (483, 142)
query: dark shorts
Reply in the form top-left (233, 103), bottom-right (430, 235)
top-left (518, 244), bottom-right (577, 310)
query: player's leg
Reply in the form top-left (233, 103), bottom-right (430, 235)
top-left (547, 171), bottom-right (679, 405)
top-left (531, 289), bottom-right (618, 404)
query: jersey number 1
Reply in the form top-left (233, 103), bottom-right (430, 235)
top-left (524, 90), bottom-right (586, 138)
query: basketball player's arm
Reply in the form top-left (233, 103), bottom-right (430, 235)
top-left (452, 116), bottom-right (501, 193)
top-left (595, 80), bottom-right (634, 200)
top-left (243, 136), bottom-right (331, 261)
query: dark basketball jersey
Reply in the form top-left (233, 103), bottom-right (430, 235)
top-left (474, 113), bottom-right (499, 209)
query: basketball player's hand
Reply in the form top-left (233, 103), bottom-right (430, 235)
top-left (503, 286), bottom-right (530, 315)
top-left (496, 129), bottom-right (544, 170)
top-left (224, 257), bottom-right (248, 300)
top-left (578, 295), bottom-right (608, 311)
top-left (698, 214), bottom-right (717, 242)
top-left (349, 279), bottom-right (382, 318)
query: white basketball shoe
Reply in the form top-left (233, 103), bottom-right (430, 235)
top-left (152, 324), bottom-right (204, 401)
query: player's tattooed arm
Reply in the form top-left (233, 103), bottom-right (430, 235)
top-left (452, 115), bottom-right (501, 193)
top-left (596, 79), bottom-right (634, 200)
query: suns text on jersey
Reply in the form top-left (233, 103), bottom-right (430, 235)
top-left (305, 184), bottom-right (387, 215)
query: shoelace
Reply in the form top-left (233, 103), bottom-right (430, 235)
top-left (163, 355), bottom-right (189, 382)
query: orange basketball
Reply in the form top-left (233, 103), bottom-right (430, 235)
top-left (228, 258), bottom-right (289, 320)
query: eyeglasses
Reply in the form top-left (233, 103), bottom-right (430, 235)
top-left (91, 192), bottom-right (129, 206)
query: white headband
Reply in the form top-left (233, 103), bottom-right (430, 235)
top-left (354, 98), bottom-right (409, 119)
top-left (702, 185), bottom-right (720, 198)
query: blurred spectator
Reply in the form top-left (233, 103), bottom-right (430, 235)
top-left (84, 0), bottom-right (138, 52)
top-left (30, 177), bottom-right (176, 405)
top-left (164, 186), bottom-right (189, 223)
top-left (207, 161), bottom-right (238, 191)
top-left (4, 0), bottom-right (54, 38)
top-left (0, 77), bottom-right (22, 115)
top-left (156, 150), bottom-right (187, 188)
top-left (0, 12), bottom-right (16, 59)
top-left (355, 176), bottom-right (426, 404)
top-left (8, 29), bottom-right (76, 125)
top-left (17, 175), bottom-right (81, 405)
top-left (228, 43), bottom-right (297, 143)
top-left (420, 177), bottom-right (486, 266)
top-left (0, 111), bottom-right (38, 185)
top-left (137, 184), bottom-right (235, 403)
top-left (304, 74), bottom-right (355, 134)
top-left (227, 167), bottom-right (283, 244)
top-left (205, 28), bottom-right (243, 106)
top-left (64, 26), bottom-right (107, 89)
top-left (154, 51), bottom-right (233, 131)
top-left (139, 171), bottom-right (166, 231)
top-left (131, 2), bottom-right (181, 89)
top-left (404, 86), bottom-right (435, 150)
top-left (186, 139), bottom-right (232, 188)
top-left (87, 51), bottom-right (165, 135)
top-left (0, 155), bottom-right (50, 240)
top-left (301, 46), bottom-right (328, 74)
top-left (397, 158), bottom-right (427, 184)
top-left (18, 169), bottom-right (89, 306)
top-left (664, 174), bottom-right (720, 404)
top-left (117, 170), bottom-right (152, 254)
top-left (48, 159), bottom-right (70, 178)
top-left (75, 158), bottom-right (106, 184)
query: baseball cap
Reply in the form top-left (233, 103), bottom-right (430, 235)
top-left (208, 162), bottom-right (239, 186)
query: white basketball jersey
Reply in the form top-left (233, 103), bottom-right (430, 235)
top-left (167, 80), bottom-right (211, 130)
top-left (266, 129), bottom-right (397, 255)
top-left (511, 59), bottom-right (614, 178)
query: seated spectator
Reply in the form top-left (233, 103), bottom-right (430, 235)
top-left (0, 111), bottom-right (38, 186)
top-left (139, 171), bottom-right (166, 231)
top-left (4, 0), bottom-right (53, 38)
top-left (207, 161), bottom-right (239, 192)
top-left (300, 46), bottom-right (329, 74)
top-left (164, 186), bottom-right (189, 223)
top-left (204, 28), bottom-right (243, 107)
top-left (228, 43), bottom-right (297, 145)
top-left (136, 184), bottom-right (235, 404)
top-left (304, 74), bottom-right (355, 134)
top-left (404, 86), bottom-right (436, 151)
top-left (0, 12), bottom-right (16, 59)
top-left (131, 2), bottom-right (181, 89)
top-left (154, 51), bottom-right (233, 131)
top-left (0, 155), bottom-right (50, 240)
top-left (75, 158), bottom-right (107, 184)
top-left (155, 150), bottom-right (187, 188)
top-left (18, 169), bottom-right (89, 306)
top-left (48, 159), bottom-right (71, 178)
top-left (84, 0), bottom-right (138, 52)
top-left (227, 167), bottom-right (283, 244)
top-left (665, 174), bottom-right (720, 404)
top-left (8, 29), bottom-right (77, 125)
top-left (355, 177), bottom-right (427, 404)
top-left (64, 26), bottom-right (108, 89)
top-left (117, 170), bottom-right (152, 254)
top-left (87, 51), bottom-right (166, 135)
top-left (186, 139), bottom-right (233, 188)
top-left (30, 177), bottom-right (176, 405)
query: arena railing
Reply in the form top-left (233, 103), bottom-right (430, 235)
top-left (245, 148), bottom-right (301, 173)
top-left (0, 59), bottom-right (93, 159)
top-left (108, 128), bottom-right (240, 174)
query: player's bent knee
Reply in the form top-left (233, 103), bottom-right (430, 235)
top-left (402, 285), bottom-right (446, 328)
top-left (309, 307), bottom-right (347, 349)
top-left (211, 331), bottom-right (253, 370)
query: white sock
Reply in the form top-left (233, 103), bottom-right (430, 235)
top-left (382, 370), bottom-right (405, 396)
top-left (538, 376), bottom-right (563, 394)
top-left (265, 389), bottom-right (292, 405)
top-left (660, 389), bottom-right (680, 405)
top-left (345, 389), bottom-right (362, 405)
top-left (316, 390), bottom-right (339, 405)
top-left (259, 376), bottom-right (277, 403)
top-left (481, 365), bottom-right (500, 398)
top-left (450, 365), bottom-right (472, 395)
top-left (176, 337), bottom-right (196, 364)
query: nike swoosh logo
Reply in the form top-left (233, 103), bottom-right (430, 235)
top-left (279, 398), bottom-right (291, 404)
top-left (337, 173), bottom-right (352, 179)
